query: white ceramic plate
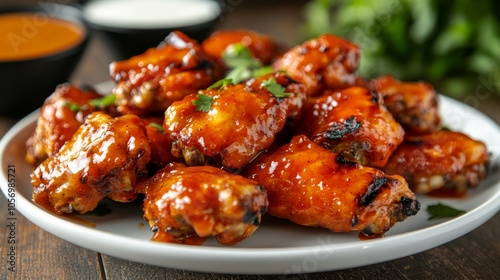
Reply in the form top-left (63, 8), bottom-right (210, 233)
top-left (1, 95), bottom-right (499, 275)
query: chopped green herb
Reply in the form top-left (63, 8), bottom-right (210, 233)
top-left (89, 94), bottom-right (116, 109)
top-left (65, 101), bottom-right (84, 112)
top-left (222, 43), bottom-right (262, 69)
top-left (208, 78), bottom-right (233, 90)
top-left (252, 66), bottom-right (274, 77)
top-left (192, 93), bottom-right (214, 112)
top-left (221, 43), bottom-right (275, 84)
top-left (64, 94), bottom-right (116, 112)
top-left (427, 203), bottom-right (466, 220)
top-left (261, 77), bottom-right (290, 98)
top-left (148, 122), bottom-right (164, 133)
top-left (226, 67), bottom-right (253, 84)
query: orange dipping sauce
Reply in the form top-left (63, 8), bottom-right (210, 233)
top-left (0, 12), bottom-right (85, 61)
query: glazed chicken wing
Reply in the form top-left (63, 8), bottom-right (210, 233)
top-left (246, 72), bottom-right (307, 120)
top-left (25, 84), bottom-right (112, 166)
top-left (295, 86), bottom-right (404, 168)
top-left (368, 75), bottom-right (441, 135)
top-left (384, 130), bottom-right (489, 194)
top-left (272, 34), bottom-right (361, 95)
top-left (201, 29), bottom-right (281, 67)
top-left (110, 31), bottom-right (222, 115)
top-left (141, 162), bottom-right (268, 245)
top-left (164, 73), bottom-right (293, 170)
top-left (31, 112), bottom-right (151, 215)
top-left (142, 117), bottom-right (182, 173)
top-left (244, 135), bottom-right (419, 237)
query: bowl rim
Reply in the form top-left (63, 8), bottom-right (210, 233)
top-left (84, 16), bottom-right (220, 34)
top-left (81, 0), bottom-right (223, 33)
top-left (0, 3), bottom-right (90, 64)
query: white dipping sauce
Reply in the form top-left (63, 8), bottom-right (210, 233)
top-left (83, 0), bottom-right (221, 29)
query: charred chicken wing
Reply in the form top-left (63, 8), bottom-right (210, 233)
top-left (272, 34), bottom-right (361, 95)
top-left (244, 135), bottom-right (419, 237)
top-left (25, 84), bottom-right (112, 166)
top-left (110, 31), bottom-right (222, 115)
top-left (31, 112), bottom-right (151, 215)
top-left (141, 162), bottom-right (268, 245)
top-left (384, 130), bottom-right (489, 194)
top-left (163, 76), bottom-right (289, 170)
top-left (295, 86), bottom-right (404, 168)
top-left (368, 75), bottom-right (441, 135)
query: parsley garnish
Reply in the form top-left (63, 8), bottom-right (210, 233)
top-left (226, 67), bottom-right (253, 84)
top-left (222, 43), bottom-right (262, 69)
top-left (88, 94), bottom-right (116, 109)
top-left (261, 77), bottom-right (290, 98)
top-left (210, 44), bottom-right (288, 95)
top-left (427, 203), bottom-right (466, 220)
top-left (252, 65), bottom-right (273, 77)
top-left (192, 93), bottom-right (214, 112)
top-left (148, 122), bottom-right (164, 133)
top-left (208, 78), bottom-right (233, 90)
top-left (64, 94), bottom-right (116, 112)
top-left (221, 43), bottom-right (274, 84)
top-left (65, 102), bottom-right (84, 112)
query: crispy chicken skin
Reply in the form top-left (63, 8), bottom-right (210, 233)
top-left (164, 74), bottom-right (290, 170)
top-left (246, 72), bottom-right (307, 120)
top-left (141, 162), bottom-right (268, 245)
top-left (110, 31), bottom-right (222, 115)
top-left (384, 130), bottom-right (489, 194)
top-left (244, 135), bottom-right (419, 236)
top-left (272, 34), bottom-right (361, 95)
top-left (142, 117), bottom-right (181, 172)
top-left (201, 29), bottom-right (281, 67)
top-left (295, 86), bottom-right (405, 168)
top-left (31, 112), bottom-right (151, 215)
top-left (368, 75), bottom-right (441, 135)
top-left (25, 84), bottom-right (106, 166)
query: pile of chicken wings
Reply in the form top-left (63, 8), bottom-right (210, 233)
top-left (27, 30), bottom-right (489, 245)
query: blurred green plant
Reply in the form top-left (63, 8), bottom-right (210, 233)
top-left (301, 0), bottom-right (500, 98)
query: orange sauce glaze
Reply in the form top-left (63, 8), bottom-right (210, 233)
top-left (358, 231), bottom-right (383, 240)
top-left (0, 12), bottom-right (85, 61)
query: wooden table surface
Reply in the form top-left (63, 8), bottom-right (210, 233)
top-left (1, 1), bottom-right (499, 279)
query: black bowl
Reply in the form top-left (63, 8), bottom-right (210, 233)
top-left (82, 0), bottom-right (222, 60)
top-left (0, 4), bottom-right (89, 117)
